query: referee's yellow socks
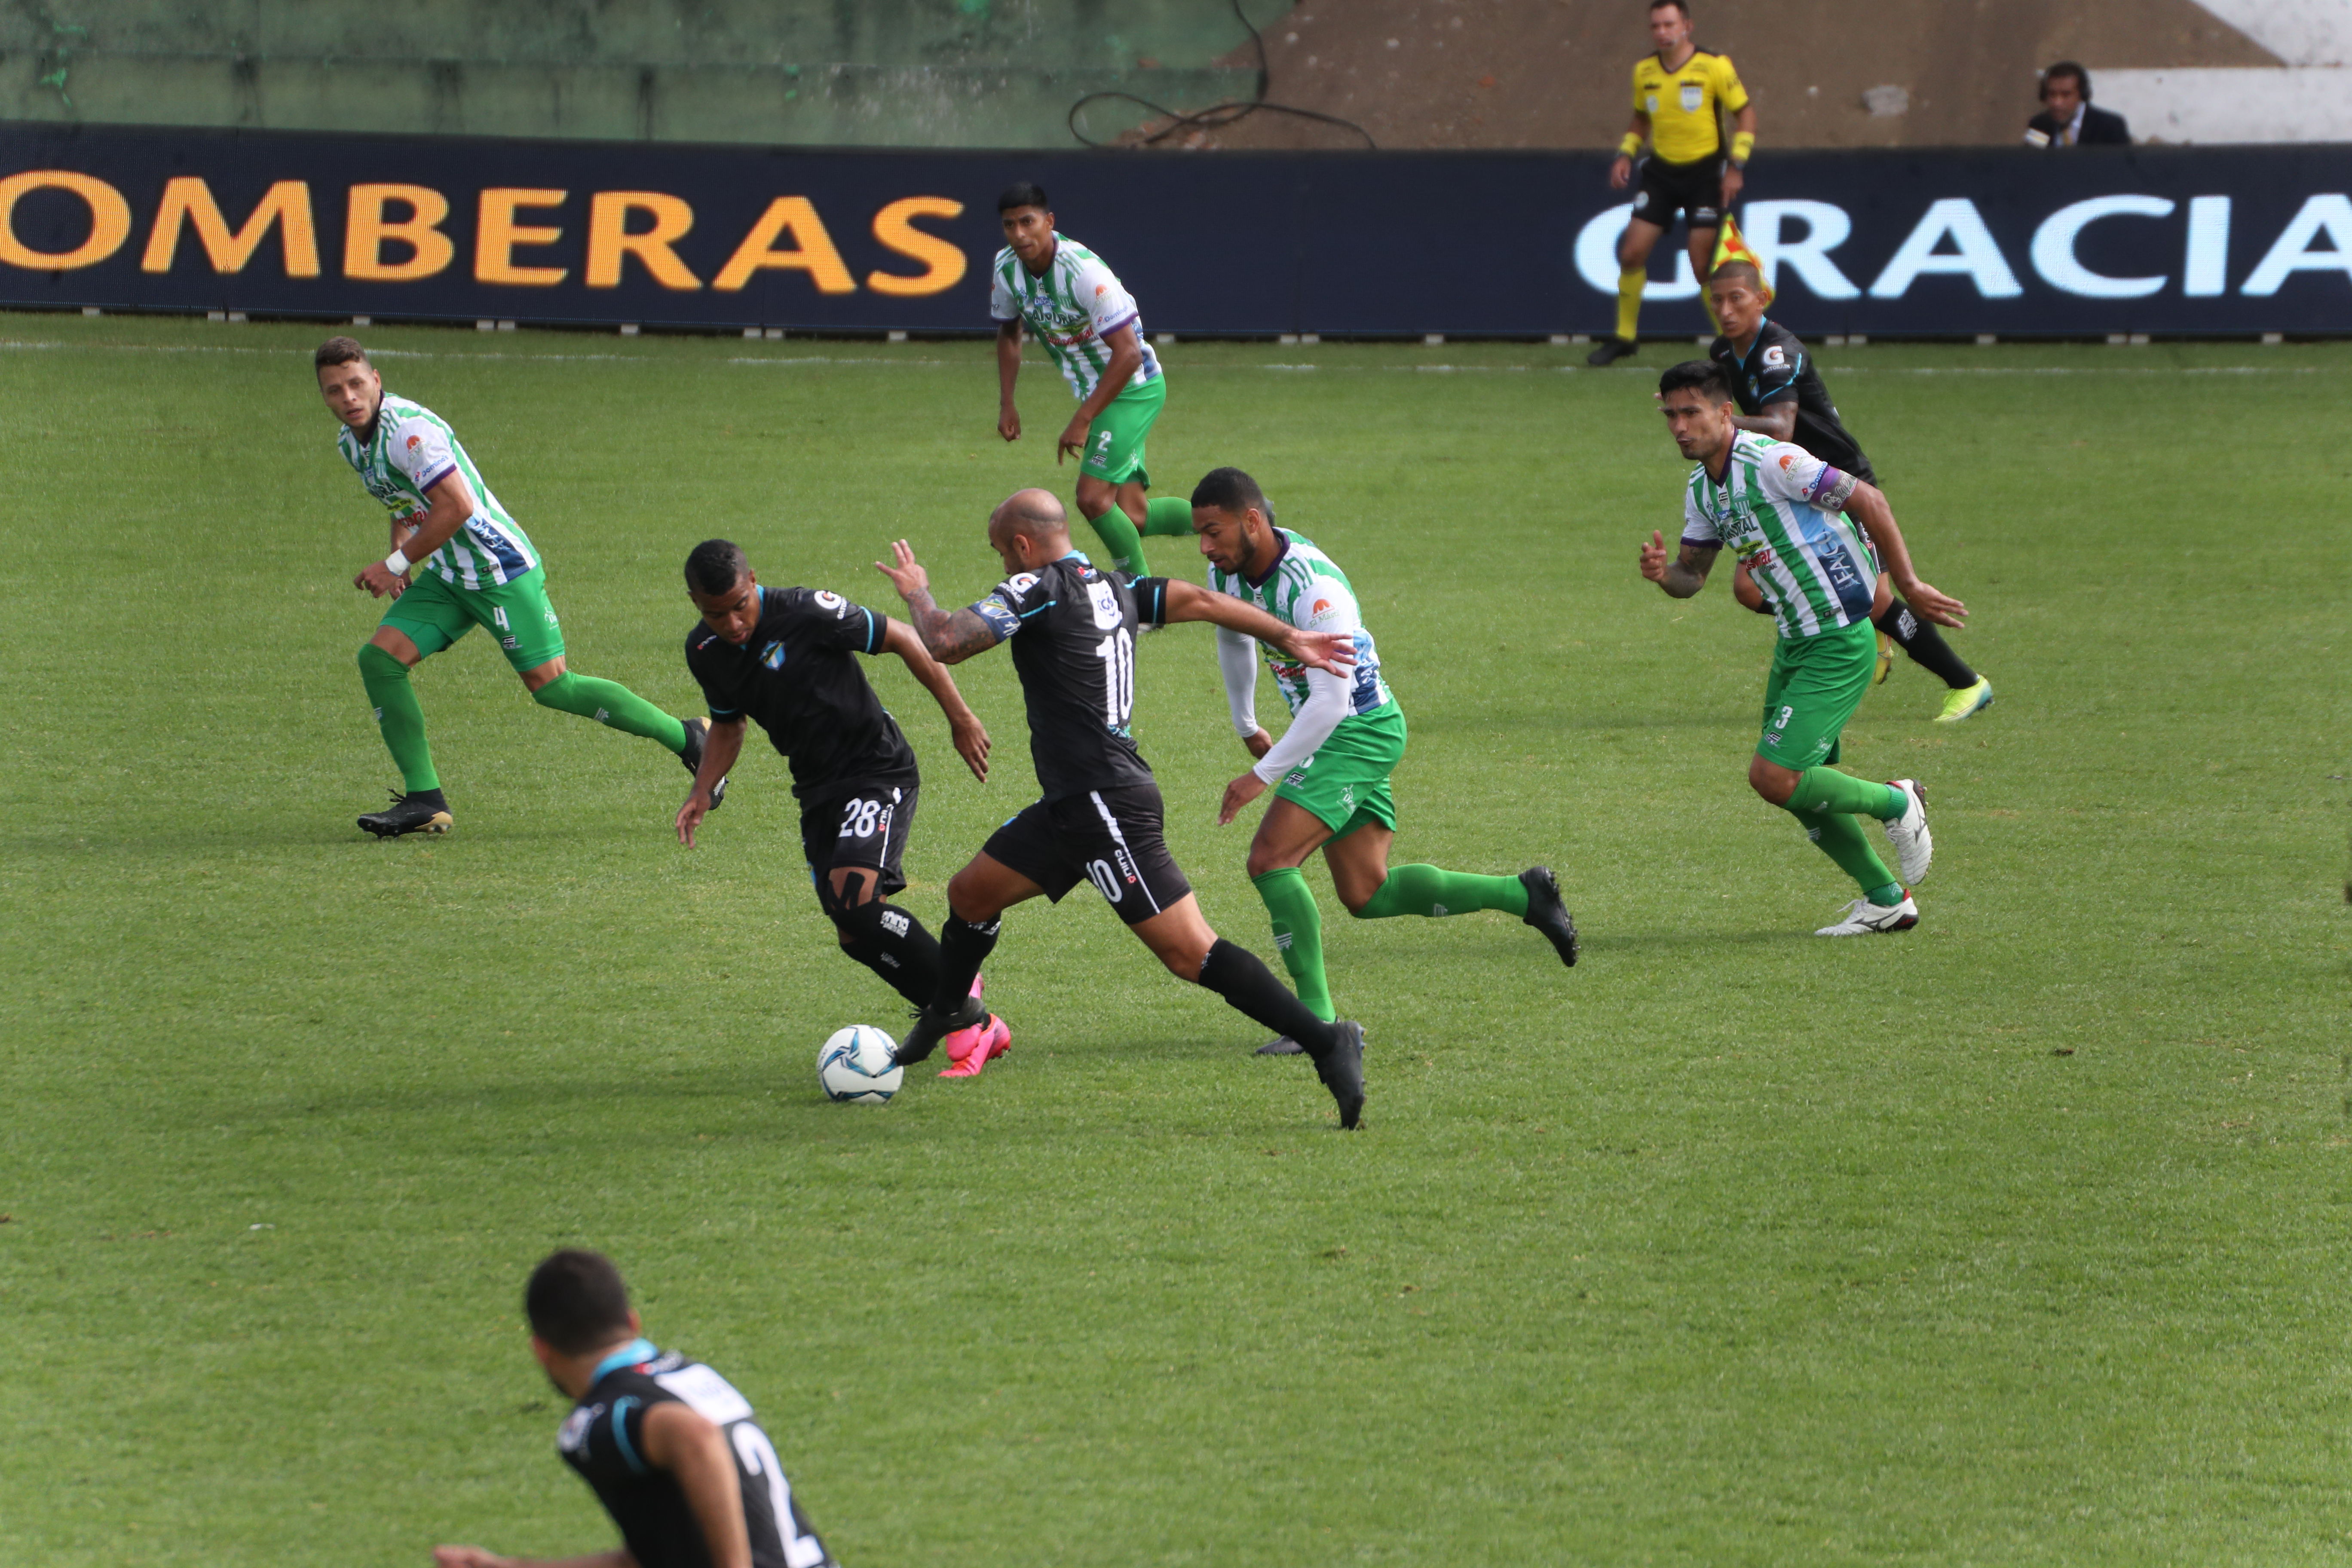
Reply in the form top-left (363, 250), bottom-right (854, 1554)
top-left (1616, 267), bottom-right (1646, 343)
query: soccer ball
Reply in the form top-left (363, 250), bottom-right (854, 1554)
top-left (817, 1024), bottom-right (903, 1104)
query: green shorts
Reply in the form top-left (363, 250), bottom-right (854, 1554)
top-left (380, 566), bottom-right (565, 674)
top-left (1758, 619), bottom-right (1876, 769)
top-left (1078, 374), bottom-right (1165, 487)
top-left (1272, 703), bottom-right (1407, 839)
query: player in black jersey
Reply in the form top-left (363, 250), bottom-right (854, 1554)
top-left (1706, 261), bottom-right (1997, 724)
top-left (677, 540), bottom-right (1012, 1075)
top-left (434, 1249), bottom-right (833, 1568)
top-left (873, 488), bottom-right (1374, 1128)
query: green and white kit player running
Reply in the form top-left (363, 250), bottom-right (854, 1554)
top-left (1639, 361), bottom-right (1959, 934)
top-left (1190, 467), bottom-right (1581, 1053)
top-left (317, 337), bottom-right (717, 838)
top-left (989, 182), bottom-right (1194, 579)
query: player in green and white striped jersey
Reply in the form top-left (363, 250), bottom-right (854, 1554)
top-left (1640, 360), bottom-right (1963, 935)
top-left (1191, 468), bottom-right (1580, 1051)
top-left (318, 337), bottom-right (714, 838)
top-left (989, 183), bottom-right (1193, 580)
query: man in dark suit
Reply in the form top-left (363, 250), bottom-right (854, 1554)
top-left (2025, 62), bottom-right (2130, 146)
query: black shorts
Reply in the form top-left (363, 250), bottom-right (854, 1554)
top-left (980, 783), bottom-right (1192, 927)
top-left (1632, 156), bottom-right (1724, 230)
top-left (799, 781), bottom-right (917, 901)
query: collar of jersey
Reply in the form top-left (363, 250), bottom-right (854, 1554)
top-left (1243, 532), bottom-right (1290, 591)
top-left (1730, 320), bottom-right (1771, 369)
top-left (1059, 549), bottom-right (1092, 566)
top-left (590, 1337), bottom-right (659, 1384)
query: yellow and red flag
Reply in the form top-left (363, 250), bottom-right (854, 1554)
top-left (1709, 213), bottom-right (1772, 304)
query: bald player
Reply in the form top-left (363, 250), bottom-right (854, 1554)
top-left (873, 489), bottom-right (1374, 1128)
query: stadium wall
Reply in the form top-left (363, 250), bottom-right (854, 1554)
top-left (2, 122), bottom-right (2347, 338)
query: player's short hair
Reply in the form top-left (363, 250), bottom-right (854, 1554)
top-left (2041, 61), bottom-right (2090, 101)
top-left (313, 335), bottom-right (369, 371)
top-left (1190, 466), bottom-right (1274, 526)
top-left (1658, 359), bottom-right (1734, 404)
top-left (997, 181), bottom-right (1050, 215)
top-left (684, 539), bottom-right (750, 596)
top-left (1708, 259), bottom-right (1763, 290)
top-left (1649, 0), bottom-right (1690, 16)
top-left (526, 1249), bottom-right (634, 1355)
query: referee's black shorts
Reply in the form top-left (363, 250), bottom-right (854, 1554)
top-left (1631, 155), bottom-right (1724, 230)
top-left (981, 783), bottom-right (1192, 927)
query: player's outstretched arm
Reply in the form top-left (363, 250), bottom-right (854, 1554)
top-left (677, 717), bottom-right (747, 847)
top-left (995, 319), bottom-right (1023, 442)
top-left (356, 470), bottom-right (475, 598)
top-left (1843, 484), bottom-right (1966, 628)
top-left (1640, 530), bottom-right (1718, 598)
top-left (640, 1402), bottom-right (753, 1568)
top-left (1157, 579), bottom-right (1357, 677)
top-left (873, 541), bottom-right (1003, 667)
top-left (1730, 401), bottom-right (1797, 441)
top-left (881, 616), bottom-right (991, 782)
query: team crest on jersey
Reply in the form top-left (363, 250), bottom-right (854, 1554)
top-left (814, 590), bottom-right (845, 616)
top-left (760, 640), bottom-right (786, 670)
top-left (1680, 82), bottom-right (1704, 112)
top-left (558, 1406), bottom-right (597, 1453)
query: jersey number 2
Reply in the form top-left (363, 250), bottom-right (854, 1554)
top-left (728, 1421), bottom-right (828, 1568)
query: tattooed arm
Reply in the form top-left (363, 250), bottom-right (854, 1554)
top-left (874, 540), bottom-right (1004, 665)
top-left (1639, 530), bottom-right (1719, 598)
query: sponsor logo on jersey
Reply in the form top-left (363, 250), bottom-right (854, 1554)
top-left (1778, 453), bottom-right (1796, 471)
top-left (1312, 598), bottom-right (1331, 616)
top-left (1003, 572), bottom-right (1039, 596)
top-left (880, 909), bottom-right (910, 937)
top-left (406, 434), bottom-right (422, 451)
top-left (1645, 92), bottom-right (1660, 113)
top-left (814, 590), bottom-right (845, 614)
top-left (1763, 345), bottom-right (1788, 368)
top-left (760, 640), bottom-right (786, 670)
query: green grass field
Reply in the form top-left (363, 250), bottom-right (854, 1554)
top-left (3, 315), bottom-right (2347, 1566)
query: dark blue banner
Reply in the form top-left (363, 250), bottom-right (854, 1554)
top-left (0, 121), bottom-right (2346, 336)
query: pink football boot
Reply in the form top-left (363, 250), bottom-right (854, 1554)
top-left (939, 975), bottom-right (1011, 1078)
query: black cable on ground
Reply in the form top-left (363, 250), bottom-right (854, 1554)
top-left (1067, 0), bottom-right (1376, 150)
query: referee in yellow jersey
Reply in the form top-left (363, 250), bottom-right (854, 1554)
top-left (1588, 0), bottom-right (1755, 367)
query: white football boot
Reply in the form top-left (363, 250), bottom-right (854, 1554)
top-left (1816, 892), bottom-right (1920, 936)
top-left (1882, 778), bottom-right (1932, 885)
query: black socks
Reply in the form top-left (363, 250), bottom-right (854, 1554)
top-left (835, 900), bottom-right (942, 1008)
top-left (929, 912), bottom-right (1001, 1014)
top-left (1876, 598), bottom-right (1977, 690)
top-left (1197, 938), bottom-right (1337, 1057)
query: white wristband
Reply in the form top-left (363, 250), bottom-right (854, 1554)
top-left (384, 547), bottom-right (413, 575)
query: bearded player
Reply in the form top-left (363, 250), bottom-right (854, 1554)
top-left (1640, 361), bottom-right (1960, 935)
top-left (875, 490), bottom-right (1373, 1128)
top-left (318, 338), bottom-right (718, 838)
top-left (1187, 467), bottom-right (1580, 1054)
top-left (1705, 259), bottom-right (1996, 723)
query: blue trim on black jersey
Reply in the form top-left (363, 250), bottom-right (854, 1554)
top-left (610, 1396), bottom-right (649, 1475)
top-left (861, 607), bottom-right (878, 653)
top-left (591, 1338), bottom-right (660, 1383)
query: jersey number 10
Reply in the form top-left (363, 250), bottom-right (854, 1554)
top-left (1092, 630), bottom-right (1135, 729)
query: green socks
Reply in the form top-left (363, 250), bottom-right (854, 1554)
top-left (1786, 768), bottom-right (1908, 822)
top-left (358, 643), bottom-right (440, 791)
top-left (1353, 864), bottom-right (1529, 920)
top-left (1082, 506), bottom-right (1149, 577)
top-left (1141, 495), bottom-right (1195, 537)
top-left (531, 672), bottom-right (688, 753)
top-left (1798, 811), bottom-right (1900, 900)
top-left (1251, 867), bottom-right (1335, 1023)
